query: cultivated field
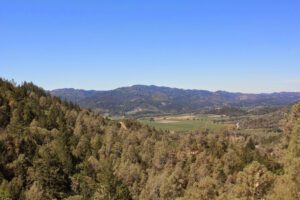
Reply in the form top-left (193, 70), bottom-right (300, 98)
top-left (139, 114), bottom-right (233, 132)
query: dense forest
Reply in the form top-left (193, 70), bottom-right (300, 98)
top-left (1, 78), bottom-right (300, 199)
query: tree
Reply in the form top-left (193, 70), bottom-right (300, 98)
top-left (93, 160), bottom-right (132, 200)
top-left (184, 176), bottom-right (218, 200)
top-left (0, 95), bottom-right (10, 128)
top-left (231, 161), bottom-right (274, 200)
top-left (24, 181), bottom-right (46, 200)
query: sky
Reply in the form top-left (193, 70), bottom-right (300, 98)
top-left (0, 0), bottom-right (300, 93)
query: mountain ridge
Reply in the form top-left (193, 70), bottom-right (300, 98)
top-left (51, 85), bottom-right (300, 116)
top-left (1, 78), bottom-right (300, 199)
top-left (52, 84), bottom-right (300, 94)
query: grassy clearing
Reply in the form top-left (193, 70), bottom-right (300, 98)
top-left (139, 114), bottom-right (231, 132)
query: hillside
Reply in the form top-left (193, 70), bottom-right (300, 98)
top-left (1, 79), bottom-right (300, 199)
top-left (51, 85), bottom-right (300, 116)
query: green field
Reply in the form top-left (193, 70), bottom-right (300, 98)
top-left (139, 114), bottom-right (231, 132)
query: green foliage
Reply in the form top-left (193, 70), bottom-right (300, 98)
top-left (230, 161), bottom-right (274, 199)
top-left (0, 180), bottom-right (11, 200)
top-left (0, 79), bottom-right (130, 199)
top-left (0, 78), bottom-right (299, 200)
top-left (267, 103), bottom-right (300, 200)
top-left (0, 95), bottom-right (10, 128)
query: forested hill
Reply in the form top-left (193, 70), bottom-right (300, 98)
top-left (1, 78), bottom-right (300, 199)
top-left (51, 85), bottom-right (300, 116)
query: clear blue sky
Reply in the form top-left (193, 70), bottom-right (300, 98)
top-left (1, 0), bottom-right (300, 93)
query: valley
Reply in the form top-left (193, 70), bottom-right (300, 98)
top-left (138, 114), bottom-right (231, 132)
top-left (2, 1), bottom-right (300, 199)
top-left (0, 79), bottom-right (299, 200)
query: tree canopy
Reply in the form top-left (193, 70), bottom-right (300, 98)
top-left (0, 78), bottom-right (299, 199)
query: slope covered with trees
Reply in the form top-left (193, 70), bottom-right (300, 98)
top-left (51, 85), bottom-right (300, 116)
top-left (0, 79), bottom-right (299, 199)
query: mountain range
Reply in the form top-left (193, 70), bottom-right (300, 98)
top-left (51, 85), bottom-right (300, 116)
top-left (1, 79), bottom-right (300, 199)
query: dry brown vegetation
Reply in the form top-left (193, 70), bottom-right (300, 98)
top-left (0, 79), bottom-right (299, 200)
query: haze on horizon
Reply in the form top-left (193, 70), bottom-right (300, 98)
top-left (1, 0), bottom-right (300, 93)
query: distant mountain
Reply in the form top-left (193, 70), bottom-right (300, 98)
top-left (4, 79), bottom-right (300, 199)
top-left (51, 85), bottom-right (300, 116)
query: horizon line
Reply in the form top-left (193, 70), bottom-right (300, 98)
top-left (51, 84), bottom-right (300, 95)
top-left (2, 77), bottom-right (300, 95)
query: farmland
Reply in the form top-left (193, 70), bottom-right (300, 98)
top-left (138, 114), bottom-right (233, 132)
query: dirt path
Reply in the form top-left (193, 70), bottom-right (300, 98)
top-left (120, 122), bottom-right (128, 130)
